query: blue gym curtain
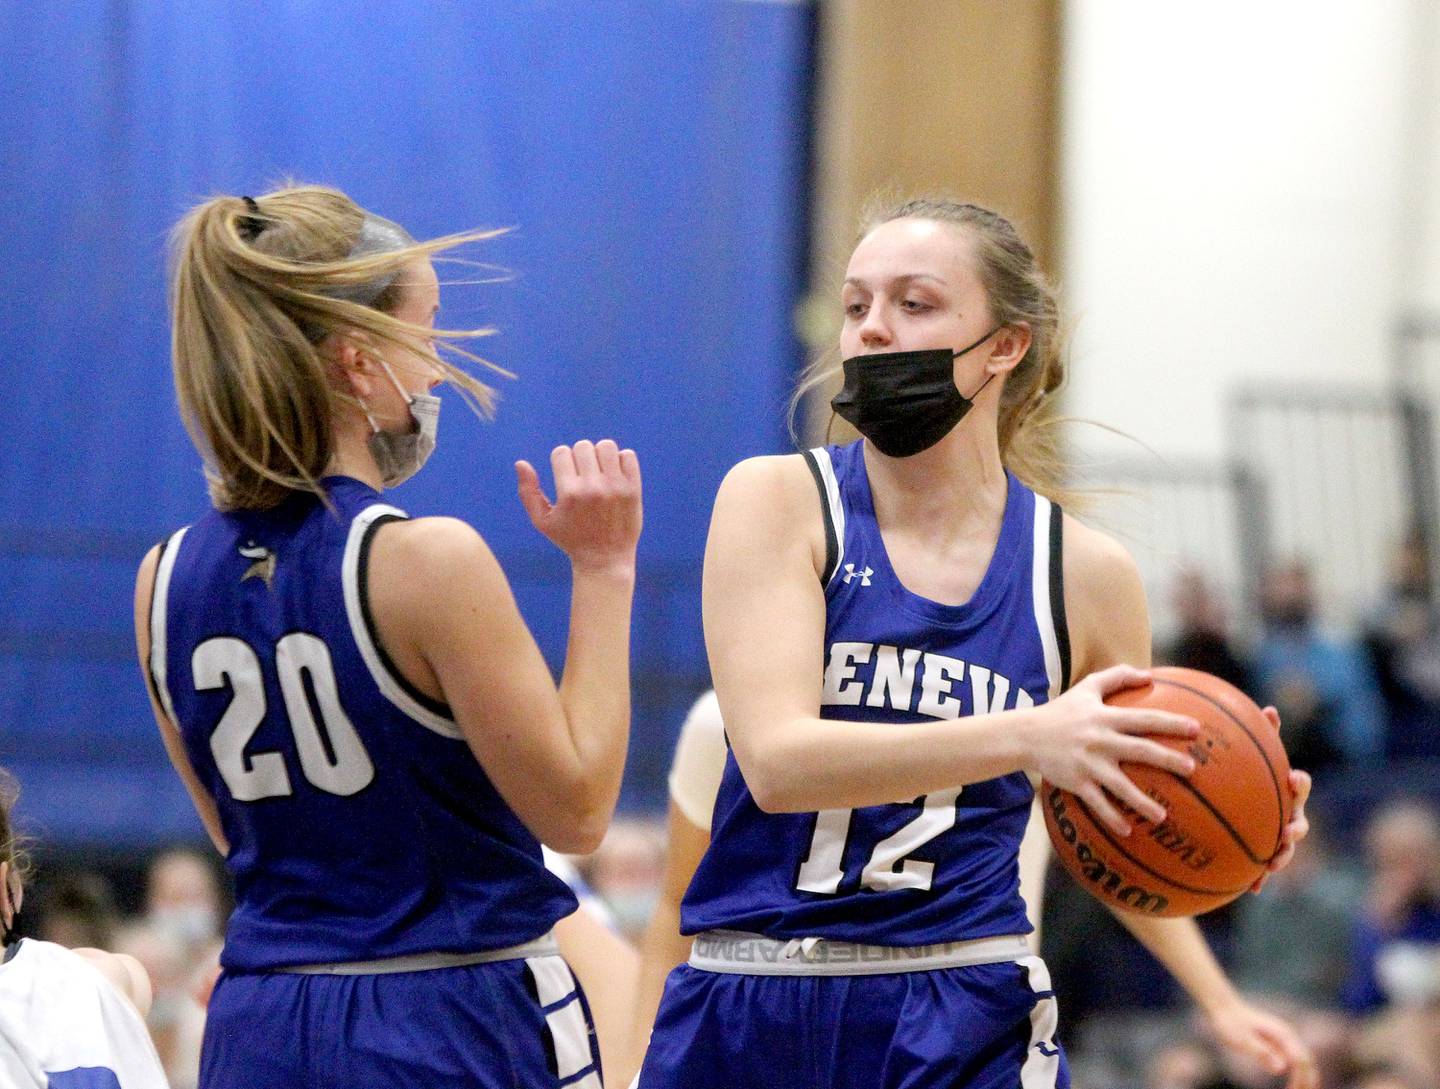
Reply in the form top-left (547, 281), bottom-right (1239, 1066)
top-left (0, 2), bottom-right (815, 844)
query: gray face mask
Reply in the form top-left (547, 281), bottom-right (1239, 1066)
top-left (364, 358), bottom-right (441, 488)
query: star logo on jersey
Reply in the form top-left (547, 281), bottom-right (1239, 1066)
top-left (842, 563), bottom-right (873, 586)
top-left (239, 541), bottom-right (276, 590)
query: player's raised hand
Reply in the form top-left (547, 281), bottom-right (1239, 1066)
top-left (1025, 664), bottom-right (1201, 838)
top-left (516, 439), bottom-right (642, 573)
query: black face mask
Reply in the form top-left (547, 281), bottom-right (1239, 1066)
top-left (831, 327), bottom-right (1000, 457)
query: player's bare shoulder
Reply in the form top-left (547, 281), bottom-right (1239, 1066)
top-left (1061, 514), bottom-right (1141, 590)
top-left (716, 453), bottom-right (815, 503)
top-left (365, 516), bottom-right (512, 659)
top-left (372, 515), bottom-right (492, 571)
top-left (712, 454), bottom-right (827, 578)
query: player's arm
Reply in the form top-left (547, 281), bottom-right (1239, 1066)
top-left (1064, 518), bottom-right (1316, 1089)
top-left (552, 902), bottom-right (638, 1075)
top-left (612, 799), bottom-right (711, 1088)
top-left (370, 441), bottom-right (640, 854)
top-left (134, 544), bottom-right (229, 856)
top-left (73, 947), bottom-right (154, 1018)
top-left (611, 690), bottom-right (725, 1085)
top-left (705, 457), bottom-right (1197, 823)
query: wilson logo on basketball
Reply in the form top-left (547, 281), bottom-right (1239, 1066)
top-left (1042, 667), bottom-right (1294, 918)
top-left (1045, 788), bottom-right (1170, 915)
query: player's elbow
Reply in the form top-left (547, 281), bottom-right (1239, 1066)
top-left (555, 819), bottom-right (608, 855)
top-left (540, 800), bottom-right (611, 854)
top-left (748, 778), bottom-right (814, 814)
top-left (734, 746), bottom-right (811, 814)
top-left (748, 778), bottom-right (791, 814)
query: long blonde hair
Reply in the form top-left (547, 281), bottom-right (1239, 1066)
top-left (0, 768), bottom-right (28, 915)
top-left (793, 196), bottom-right (1075, 507)
top-left (170, 184), bottom-right (505, 511)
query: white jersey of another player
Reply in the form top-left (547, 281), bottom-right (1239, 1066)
top-left (0, 938), bottom-right (167, 1089)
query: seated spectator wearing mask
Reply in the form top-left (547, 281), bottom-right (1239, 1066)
top-left (1363, 532), bottom-right (1440, 760)
top-left (1254, 560), bottom-right (1384, 771)
top-left (1342, 798), bottom-right (1440, 1015)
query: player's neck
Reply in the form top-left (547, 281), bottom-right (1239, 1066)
top-left (862, 419), bottom-right (1007, 531)
top-left (327, 415), bottom-right (385, 491)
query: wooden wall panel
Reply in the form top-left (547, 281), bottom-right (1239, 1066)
top-left (801, 0), bottom-right (1061, 440)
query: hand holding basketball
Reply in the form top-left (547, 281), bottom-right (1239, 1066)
top-left (1044, 667), bottom-right (1296, 918)
top-left (1026, 664), bottom-right (1202, 837)
top-left (516, 439), bottom-right (643, 573)
top-left (1251, 711), bottom-right (1311, 892)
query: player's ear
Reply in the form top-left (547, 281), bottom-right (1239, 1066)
top-left (323, 332), bottom-right (378, 401)
top-left (988, 323), bottom-right (1031, 376)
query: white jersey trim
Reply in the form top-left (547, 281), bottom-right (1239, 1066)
top-left (148, 526), bottom-right (190, 725)
top-left (524, 955), bottom-right (601, 1083)
top-left (1019, 954), bottom-right (1063, 1087)
top-left (807, 447), bottom-right (846, 586)
top-left (1031, 496), bottom-right (1064, 700)
top-left (342, 504), bottom-right (464, 740)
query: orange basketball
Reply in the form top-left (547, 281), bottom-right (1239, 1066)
top-left (1042, 666), bottom-right (1293, 918)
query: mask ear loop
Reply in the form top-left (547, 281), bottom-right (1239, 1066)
top-left (374, 356), bottom-right (417, 408)
top-left (964, 371), bottom-right (997, 401)
top-left (360, 400), bottom-right (384, 436)
top-left (356, 355), bottom-right (417, 436)
top-left (953, 324), bottom-right (1007, 402)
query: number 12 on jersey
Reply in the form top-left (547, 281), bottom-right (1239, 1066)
top-left (795, 787), bottom-right (962, 894)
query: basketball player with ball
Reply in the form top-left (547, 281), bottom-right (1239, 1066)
top-left (638, 198), bottom-right (1314, 1089)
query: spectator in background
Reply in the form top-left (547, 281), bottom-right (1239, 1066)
top-left (1144, 1039), bottom-right (1221, 1089)
top-left (1348, 1044), bottom-right (1437, 1089)
top-left (144, 846), bottom-right (224, 955)
top-left (1341, 799), bottom-right (1440, 1016)
top-left (112, 921), bottom-right (205, 1089)
top-left (584, 818), bottom-right (665, 942)
top-left (1163, 568), bottom-right (1255, 696)
top-left (32, 870), bottom-right (122, 951)
top-left (1362, 531), bottom-right (1440, 761)
top-left (110, 846), bottom-right (226, 1089)
top-left (1346, 1067), bottom-right (1424, 1089)
top-left (1253, 560), bottom-right (1385, 770)
top-left (1352, 1002), bottom-right (1440, 1089)
top-left (1233, 817), bottom-right (1362, 1006)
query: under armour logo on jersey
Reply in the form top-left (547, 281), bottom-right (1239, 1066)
top-left (239, 541), bottom-right (276, 590)
top-left (842, 563), bottom-right (873, 586)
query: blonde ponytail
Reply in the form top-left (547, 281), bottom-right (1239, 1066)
top-left (170, 184), bottom-right (505, 510)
